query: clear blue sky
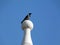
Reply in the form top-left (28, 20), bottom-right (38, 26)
top-left (0, 0), bottom-right (60, 45)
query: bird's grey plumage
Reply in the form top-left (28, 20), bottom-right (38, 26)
top-left (21, 13), bottom-right (32, 24)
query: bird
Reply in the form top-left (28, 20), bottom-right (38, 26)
top-left (21, 13), bottom-right (32, 24)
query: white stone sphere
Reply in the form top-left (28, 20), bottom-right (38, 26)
top-left (21, 20), bottom-right (33, 30)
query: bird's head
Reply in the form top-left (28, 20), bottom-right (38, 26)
top-left (28, 13), bottom-right (32, 17)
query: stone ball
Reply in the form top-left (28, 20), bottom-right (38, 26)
top-left (21, 20), bottom-right (33, 30)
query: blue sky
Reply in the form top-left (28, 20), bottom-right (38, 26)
top-left (0, 0), bottom-right (60, 45)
